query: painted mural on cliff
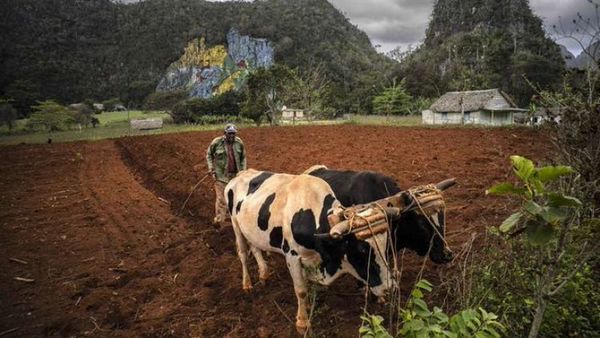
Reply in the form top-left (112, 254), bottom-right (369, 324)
top-left (156, 29), bottom-right (274, 98)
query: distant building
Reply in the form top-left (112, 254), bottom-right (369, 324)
top-left (281, 106), bottom-right (304, 121)
top-left (423, 89), bottom-right (527, 125)
top-left (114, 104), bottom-right (127, 111)
top-left (130, 118), bottom-right (163, 130)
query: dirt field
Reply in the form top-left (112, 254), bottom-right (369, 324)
top-left (0, 125), bottom-right (553, 337)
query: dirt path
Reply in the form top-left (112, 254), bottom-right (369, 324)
top-left (0, 126), bottom-right (553, 337)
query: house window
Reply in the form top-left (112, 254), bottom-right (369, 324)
top-left (441, 112), bottom-right (448, 120)
top-left (464, 111), bottom-right (471, 122)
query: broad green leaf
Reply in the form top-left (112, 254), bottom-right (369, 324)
top-left (412, 298), bottom-right (430, 312)
top-left (433, 307), bottom-right (449, 323)
top-left (526, 221), bottom-right (556, 244)
top-left (499, 212), bottom-right (522, 233)
top-left (536, 165), bottom-right (575, 182)
top-left (547, 193), bottom-right (582, 208)
top-left (539, 206), bottom-right (568, 224)
top-left (483, 327), bottom-right (501, 337)
top-left (414, 307), bottom-right (432, 318)
top-left (411, 288), bottom-right (423, 298)
top-left (485, 183), bottom-right (527, 196)
top-left (510, 155), bottom-right (535, 181)
top-left (406, 319), bottom-right (425, 331)
top-left (531, 178), bottom-right (545, 194)
top-left (415, 279), bottom-right (433, 292)
top-left (523, 200), bottom-right (543, 216)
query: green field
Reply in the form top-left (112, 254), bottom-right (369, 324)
top-left (0, 111), bottom-right (227, 145)
top-left (0, 112), bottom-right (429, 145)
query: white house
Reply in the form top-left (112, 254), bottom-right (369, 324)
top-left (281, 106), bottom-right (304, 121)
top-left (423, 89), bottom-right (527, 125)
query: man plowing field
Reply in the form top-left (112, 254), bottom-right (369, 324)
top-left (206, 124), bottom-right (247, 226)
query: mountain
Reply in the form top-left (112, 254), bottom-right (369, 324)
top-left (395, 0), bottom-right (565, 105)
top-left (559, 45), bottom-right (577, 69)
top-left (0, 0), bottom-right (394, 114)
top-left (572, 41), bottom-right (600, 70)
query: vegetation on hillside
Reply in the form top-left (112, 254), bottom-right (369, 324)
top-left (0, 0), bottom-right (394, 117)
top-left (394, 0), bottom-right (565, 106)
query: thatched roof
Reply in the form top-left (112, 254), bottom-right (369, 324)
top-left (430, 89), bottom-right (525, 113)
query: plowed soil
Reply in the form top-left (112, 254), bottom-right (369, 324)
top-left (0, 125), bottom-right (553, 337)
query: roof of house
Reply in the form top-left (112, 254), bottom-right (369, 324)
top-left (430, 89), bottom-right (526, 113)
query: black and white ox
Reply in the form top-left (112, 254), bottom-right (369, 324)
top-left (225, 169), bottom-right (395, 333)
top-left (305, 165), bottom-right (454, 264)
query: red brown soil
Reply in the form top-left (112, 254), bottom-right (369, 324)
top-left (0, 125), bottom-right (553, 337)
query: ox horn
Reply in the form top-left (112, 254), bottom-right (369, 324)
top-left (435, 178), bottom-right (457, 191)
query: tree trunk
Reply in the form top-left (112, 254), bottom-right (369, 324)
top-left (528, 298), bottom-right (547, 338)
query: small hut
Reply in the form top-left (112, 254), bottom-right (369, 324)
top-left (423, 89), bottom-right (527, 125)
top-left (281, 107), bottom-right (305, 122)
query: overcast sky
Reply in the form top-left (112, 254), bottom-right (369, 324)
top-left (121, 0), bottom-right (594, 56)
top-left (325, 0), bottom-right (593, 56)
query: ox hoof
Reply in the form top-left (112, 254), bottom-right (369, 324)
top-left (259, 271), bottom-right (270, 282)
top-left (295, 320), bottom-right (310, 335)
top-left (242, 283), bottom-right (253, 292)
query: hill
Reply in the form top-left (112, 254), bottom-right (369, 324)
top-left (0, 0), bottom-right (394, 115)
top-left (395, 0), bottom-right (565, 105)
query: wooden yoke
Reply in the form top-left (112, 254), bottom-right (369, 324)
top-left (327, 194), bottom-right (406, 240)
top-left (324, 178), bottom-right (455, 240)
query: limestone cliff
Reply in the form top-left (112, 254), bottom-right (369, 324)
top-left (156, 28), bottom-right (274, 98)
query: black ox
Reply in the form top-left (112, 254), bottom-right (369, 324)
top-left (306, 165), bottom-right (454, 263)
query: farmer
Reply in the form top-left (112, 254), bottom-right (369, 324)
top-left (206, 123), bottom-right (247, 225)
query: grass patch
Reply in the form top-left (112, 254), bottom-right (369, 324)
top-left (96, 110), bottom-right (172, 126)
top-left (343, 115), bottom-right (422, 126)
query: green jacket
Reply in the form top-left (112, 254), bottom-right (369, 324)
top-left (206, 136), bottom-right (247, 183)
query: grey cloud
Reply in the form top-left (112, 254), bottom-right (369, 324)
top-left (127, 0), bottom-right (595, 55)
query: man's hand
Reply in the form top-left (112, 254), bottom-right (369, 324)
top-left (208, 170), bottom-right (216, 179)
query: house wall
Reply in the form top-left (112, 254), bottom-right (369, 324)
top-left (423, 110), bottom-right (513, 125)
top-left (479, 111), bottom-right (513, 125)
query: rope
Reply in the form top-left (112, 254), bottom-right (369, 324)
top-left (407, 185), bottom-right (451, 250)
top-left (179, 173), bottom-right (210, 215)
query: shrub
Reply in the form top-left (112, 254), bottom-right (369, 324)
top-left (0, 100), bottom-right (18, 131)
top-left (27, 100), bottom-right (74, 131)
top-left (143, 90), bottom-right (188, 111)
top-left (360, 280), bottom-right (505, 338)
top-left (102, 98), bottom-right (123, 112)
top-left (479, 155), bottom-right (599, 337)
top-left (171, 91), bottom-right (244, 124)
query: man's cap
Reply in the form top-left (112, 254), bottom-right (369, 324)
top-left (224, 124), bottom-right (237, 133)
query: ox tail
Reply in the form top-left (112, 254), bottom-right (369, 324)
top-left (302, 164), bottom-right (328, 175)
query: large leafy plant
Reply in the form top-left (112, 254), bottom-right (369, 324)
top-left (360, 280), bottom-right (504, 338)
top-left (486, 155), bottom-right (581, 244)
top-left (486, 155), bottom-right (598, 338)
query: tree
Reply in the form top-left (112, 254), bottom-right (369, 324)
top-left (554, 0), bottom-right (600, 105)
top-left (3, 80), bottom-right (41, 117)
top-left (372, 79), bottom-right (412, 115)
top-left (288, 64), bottom-right (332, 120)
top-left (242, 64), bottom-right (297, 125)
top-left (487, 156), bottom-right (598, 338)
top-left (69, 103), bottom-right (94, 128)
top-left (28, 100), bottom-right (73, 132)
top-left (0, 100), bottom-right (18, 131)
